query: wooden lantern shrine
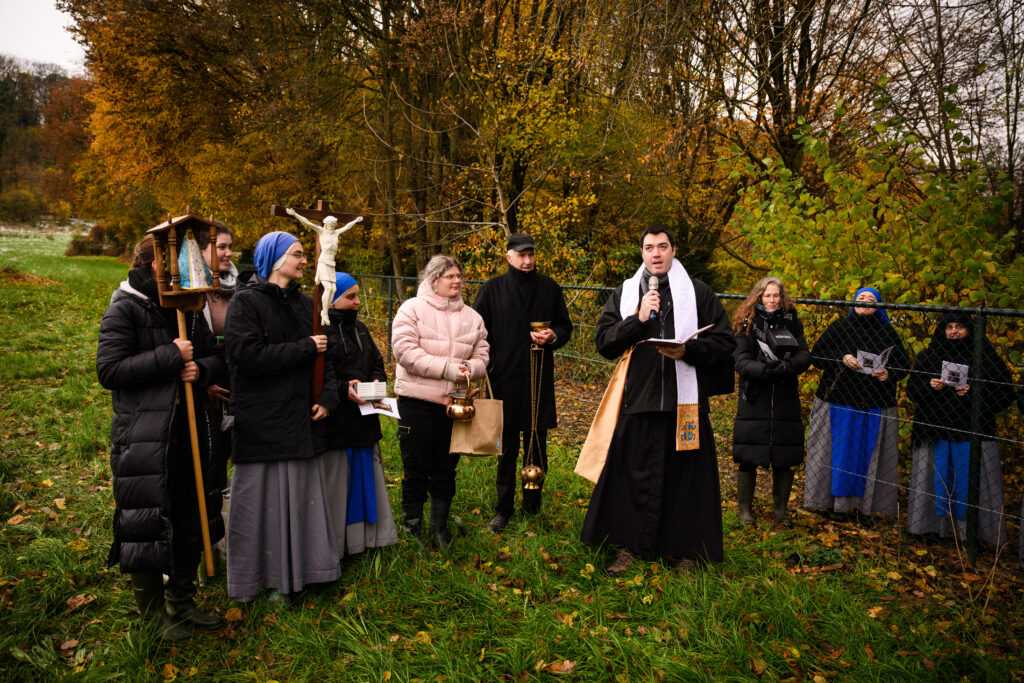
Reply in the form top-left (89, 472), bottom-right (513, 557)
top-left (146, 212), bottom-right (224, 312)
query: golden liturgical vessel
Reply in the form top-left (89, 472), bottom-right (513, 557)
top-left (446, 392), bottom-right (476, 421)
top-left (521, 464), bottom-right (545, 490)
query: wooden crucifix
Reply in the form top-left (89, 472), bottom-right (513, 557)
top-left (270, 200), bottom-right (371, 398)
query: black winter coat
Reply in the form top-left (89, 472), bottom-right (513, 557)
top-left (96, 277), bottom-right (226, 574)
top-left (224, 272), bottom-right (338, 464)
top-left (595, 274), bottom-right (735, 413)
top-left (472, 267), bottom-right (572, 429)
top-left (732, 307), bottom-right (812, 468)
top-left (812, 313), bottom-right (909, 408)
top-left (324, 309), bottom-right (386, 448)
top-left (908, 312), bottom-right (1014, 444)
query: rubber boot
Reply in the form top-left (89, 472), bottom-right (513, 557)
top-left (402, 504), bottom-right (424, 540)
top-left (771, 468), bottom-right (795, 527)
top-left (430, 498), bottom-right (454, 550)
top-left (131, 573), bottom-right (190, 642)
top-left (736, 470), bottom-right (756, 526)
top-left (165, 572), bottom-right (225, 630)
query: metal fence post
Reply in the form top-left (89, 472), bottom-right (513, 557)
top-left (967, 312), bottom-right (987, 565)
top-left (387, 276), bottom-right (395, 361)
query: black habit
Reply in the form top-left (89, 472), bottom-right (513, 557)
top-left (580, 272), bottom-right (735, 561)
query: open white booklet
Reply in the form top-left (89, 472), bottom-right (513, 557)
top-left (941, 360), bottom-right (970, 388)
top-left (856, 346), bottom-right (894, 374)
top-left (358, 397), bottom-right (401, 419)
top-left (641, 323), bottom-right (716, 348)
top-left (757, 339), bottom-right (778, 361)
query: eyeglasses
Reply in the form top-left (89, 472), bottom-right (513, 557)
top-left (440, 273), bottom-right (463, 281)
top-left (285, 250), bottom-right (306, 260)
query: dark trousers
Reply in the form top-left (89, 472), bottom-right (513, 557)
top-left (397, 396), bottom-right (459, 507)
top-left (495, 425), bottom-right (547, 517)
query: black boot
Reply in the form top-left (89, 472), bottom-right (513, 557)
top-left (736, 470), bottom-right (756, 526)
top-left (430, 498), bottom-right (454, 550)
top-left (131, 573), bottom-right (191, 642)
top-left (402, 504), bottom-right (424, 538)
top-left (771, 468), bottom-right (795, 527)
top-left (164, 572), bottom-right (225, 631)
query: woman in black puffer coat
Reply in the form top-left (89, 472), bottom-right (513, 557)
top-left (731, 277), bottom-right (811, 527)
top-left (96, 235), bottom-right (227, 641)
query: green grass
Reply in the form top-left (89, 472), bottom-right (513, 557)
top-left (0, 229), bottom-right (1022, 681)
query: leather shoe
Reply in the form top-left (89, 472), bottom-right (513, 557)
top-left (487, 514), bottom-right (509, 532)
top-left (606, 548), bottom-right (634, 575)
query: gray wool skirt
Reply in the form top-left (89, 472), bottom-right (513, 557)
top-left (803, 397), bottom-right (900, 516)
top-left (322, 445), bottom-right (399, 558)
top-left (226, 454), bottom-right (341, 601)
top-left (906, 440), bottom-right (1007, 547)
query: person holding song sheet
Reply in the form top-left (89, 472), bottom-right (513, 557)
top-left (576, 226), bottom-right (734, 575)
top-left (731, 277), bottom-right (811, 527)
top-left (322, 273), bottom-right (399, 557)
top-left (906, 311), bottom-right (1014, 546)
top-left (804, 287), bottom-right (909, 526)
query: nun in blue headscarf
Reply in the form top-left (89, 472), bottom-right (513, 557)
top-left (803, 287), bottom-right (910, 527)
top-left (321, 273), bottom-right (399, 558)
top-left (222, 231), bottom-right (341, 603)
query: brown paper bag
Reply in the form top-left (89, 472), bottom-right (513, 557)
top-left (574, 347), bottom-right (634, 483)
top-left (450, 374), bottom-right (503, 456)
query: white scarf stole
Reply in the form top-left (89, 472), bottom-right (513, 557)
top-left (618, 258), bottom-right (701, 449)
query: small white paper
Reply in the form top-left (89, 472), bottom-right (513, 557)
top-left (358, 397), bottom-right (400, 419)
top-left (941, 361), bottom-right (969, 388)
top-left (856, 346), bottom-right (894, 374)
top-left (757, 339), bottom-right (778, 362)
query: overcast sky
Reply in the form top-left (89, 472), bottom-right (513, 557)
top-left (0, 0), bottom-right (86, 74)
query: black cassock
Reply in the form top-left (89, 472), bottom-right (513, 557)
top-left (580, 274), bottom-right (734, 561)
top-left (472, 266), bottom-right (573, 429)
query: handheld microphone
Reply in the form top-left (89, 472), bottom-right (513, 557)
top-left (648, 275), bottom-right (659, 320)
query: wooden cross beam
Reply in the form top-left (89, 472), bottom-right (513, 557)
top-left (270, 199), bottom-right (371, 401)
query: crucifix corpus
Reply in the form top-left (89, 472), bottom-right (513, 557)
top-left (270, 200), bottom-right (370, 395)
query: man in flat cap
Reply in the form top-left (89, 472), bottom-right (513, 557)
top-left (473, 233), bottom-right (573, 532)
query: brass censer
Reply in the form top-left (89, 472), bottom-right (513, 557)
top-left (520, 464), bottom-right (545, 490)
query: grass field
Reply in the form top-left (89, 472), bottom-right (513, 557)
top-left (0, 228), bottom-right (1022, 681)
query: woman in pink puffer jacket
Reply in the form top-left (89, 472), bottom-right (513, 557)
top-left (391, 254), bottom-right (489, 548)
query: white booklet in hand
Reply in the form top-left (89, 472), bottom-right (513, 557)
top-left (642, 323), bottom-right (716, 348)
top-left (358, 397), bottom-right (400, 419)
top-left (856, 346), bottom-right (894, 374)
top-left (941, 361), bottom-right (969, 388)
top-left (757, 339), bottom-right (778, 362)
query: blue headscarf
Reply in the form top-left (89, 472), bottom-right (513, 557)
top-left (848, 286), bottom-right (890, 324)
top-left (332, 272), bottom-right (358, 303)
top-left (253, 231), bottom-right (298, 278)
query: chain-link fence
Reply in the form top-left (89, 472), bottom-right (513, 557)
top-left (352, 274), bottom-right (1024, 564)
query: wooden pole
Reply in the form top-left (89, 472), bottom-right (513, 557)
top-left (176, 309), bottom-right (215, 577)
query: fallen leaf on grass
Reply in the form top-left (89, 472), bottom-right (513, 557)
top-left (546, 660), bottom-right (576, 674)
top-left (66, 594), bottom-right (95, 611)
top-left (867, 606), bottom-right (884, 618)
top-left (41, 507), bottom-right (58, 521)
top-left (161, 663), bottom-right (178, 681)
top-left (864, 644), bottom-right (876, 660)
top-left (54, 498), bottom-right (66, 510)
top-left (749, 657), bottom-right (767, 675)
top-left (59, 639), bottom-right (79, 651)
top-left (224, 607), bottom-right (243, 622)
top-left (6, 515), bottom-right (26, 526)
top-left (413, 631), bottom-right (431, 646)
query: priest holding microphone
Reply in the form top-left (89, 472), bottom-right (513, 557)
top-left (576, 225), bottom-right (735, 575)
